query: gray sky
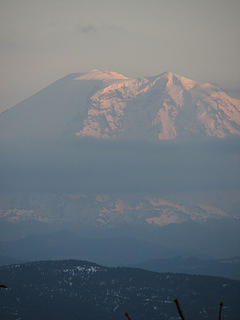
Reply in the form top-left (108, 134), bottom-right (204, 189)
top-left (1, 0), bottom-right (240, 112)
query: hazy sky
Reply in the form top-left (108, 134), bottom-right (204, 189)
top-left (1, 0), bottom-right (240, 112)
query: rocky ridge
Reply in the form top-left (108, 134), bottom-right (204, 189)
top-left (0, 194), bottom-right (231, 227)
top-left (75, 70), bottom-right (240, 140)
top-left (1, 69), bottom-right (240, 142)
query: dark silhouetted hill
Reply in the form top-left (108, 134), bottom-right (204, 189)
top-left (0, 259), bottom-right (239, 320)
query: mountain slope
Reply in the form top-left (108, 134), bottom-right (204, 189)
top-left (135, 256), bottom-right (240, 280)
top-left (77, 71), bottom-right (240, 140)
top-left (0, 259), bottom-right (239, 320)
top-left (0, 194), bottom-right (230, 227)
top-left (1, 69), bottom-right (240, 143)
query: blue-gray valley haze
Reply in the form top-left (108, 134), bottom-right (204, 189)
top-left (0, 69), bottom-right (240, 320)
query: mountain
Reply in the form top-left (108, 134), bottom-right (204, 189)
top-left (0, 194), bottom-right (231, 227)
top-left (0, 69), bottom-right (240, 144)
top-left (0, 231), bottom-right (175, 266)
top-left (1, 190), bottom-right (240, 260)
top-left (0, 70), bottom-right (239, 266)
top-left (0, 259), bottom-right (239, 320)
top-left (1, 216), bottom-right (240, 263)
top-left (76, 71), bottom-right (240, 141)
top-left (0, 230), bottom-right (177, 266)
top-left (135, 256), bottom-right (240, 280)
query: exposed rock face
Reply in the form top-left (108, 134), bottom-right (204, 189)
top-left (75, 71), bottom-right (240, 140)
top-left (1, 69), bottom-right (240, 143)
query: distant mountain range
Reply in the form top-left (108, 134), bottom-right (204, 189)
top-left (0, 69), bottom-right (240, 143)
top-left (1, 191), bottom-right (240, 260)
top-left (0, 70), bottom-right (239, 268)
top-left (1, 212), bottom-right (240, 265)
top-left (1, 235), bottom-right (240, 280)
top-left (0, 194), bottom-right (232, 226)
top-left (0, 259), bottom-right (239, 320)
top-left (135, 256), bottom-right (240, 280)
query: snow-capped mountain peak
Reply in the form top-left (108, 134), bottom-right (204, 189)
top-left (74, 69), bottom-right (129, 81)
top-left (1, 69), bottom-right (240, 142)
top-left (75, 71), bottom-right (240, 140)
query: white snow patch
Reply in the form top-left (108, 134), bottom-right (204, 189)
top-left (74, 69), bottom-right (128, 81)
